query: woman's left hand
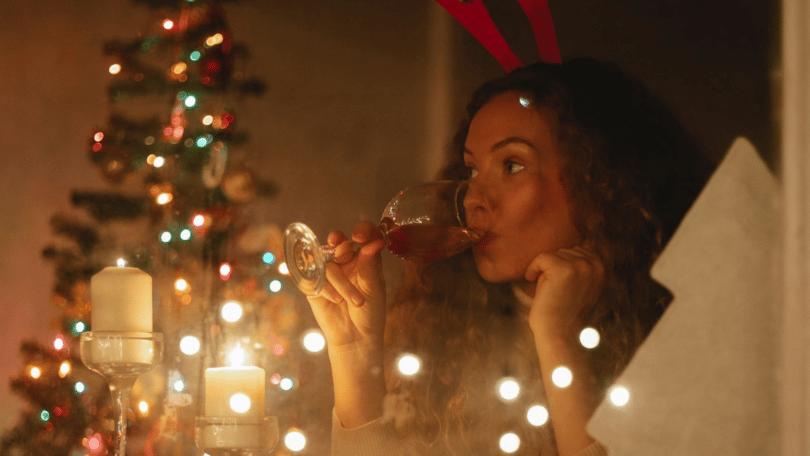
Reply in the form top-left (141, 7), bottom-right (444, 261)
top-left (524, 245), bottom-right (605, 340)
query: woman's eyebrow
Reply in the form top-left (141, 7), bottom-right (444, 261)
top-left (491, 136), bottom-right (537, 151)
top-left (463, 136), bottom-right (537, 158)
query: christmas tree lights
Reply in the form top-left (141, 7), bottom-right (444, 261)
top-left (2, 1), bottom-right (326, 454)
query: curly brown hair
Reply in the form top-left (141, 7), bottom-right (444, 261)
top-left (383, 58), bottom-right (714, 453)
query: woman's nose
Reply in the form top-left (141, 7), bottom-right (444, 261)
top-left (463, 179), bottom-right (491, 226)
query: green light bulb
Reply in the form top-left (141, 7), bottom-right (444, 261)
top-left (262, 252), bottom-right (276, 265)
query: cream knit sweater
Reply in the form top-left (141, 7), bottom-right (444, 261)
top-left (330, 285), bottom-right (609, 456)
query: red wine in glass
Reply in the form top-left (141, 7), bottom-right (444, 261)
top-left (381, 219), bottom-right (479, 263)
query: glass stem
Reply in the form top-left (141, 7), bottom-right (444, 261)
top-left (321, 226), bottom-right (390, 262)
top-left (109, 380), bottom-right (133, 456)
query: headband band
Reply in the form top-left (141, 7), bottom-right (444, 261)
top-left (433, 0), bottom-right (524, 72)
top-left (514, 0), bottom-right (560, 64)
top-left (434, 0), bottom-right (561, 72)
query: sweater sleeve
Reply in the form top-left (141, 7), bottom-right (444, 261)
top-left (331, 409), bottom-right (423, 456)
top-left (575, 441), bottom-right (609, 456)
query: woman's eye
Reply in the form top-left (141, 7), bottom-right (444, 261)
top-left (505, 161), bottom-right (525, 175)
top-left (466, 167), bottom-right (478, 178)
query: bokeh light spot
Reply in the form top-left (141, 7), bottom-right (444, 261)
top-left (219, 263), bottom-right (231, 280)
top-left (262, 252), bottom-right (276, 265)
top-left (284, 430), bottom-right (306, 452)
top-left (87, 435), bottom-right (101, 451)
top-left (302, 330), bottom-right (325, 352)
top-left (58, 361), bottom-right (71, 378)
top-left (180, 335), bottom-right (201, 355)
top-left (527, 405), bottom-right (549, 426)
top-left (397, 354), bottom-right (420, 376)
top-left (499, 432), bottom-right (521, 453)
top-left (157, 193), bottom-right (172, 205)
top-left (229, 393), bottom-right (251, 413)
top-left (268, 279), bottom-right (283, 293)
top-left (497, 377), bottom-right (520, 401)
top-left (174, 279), bottom-right (188, 291)
top-left (221, 301), bottom-right (242, 322)
top-left (610, 386), bottom-right (631, 407)
top-left (552, 366), bottom-right (573, 388)
top-left (280, 378), bottom-right (294, 391)
top-left (579, 327), bottom-right (600, 349)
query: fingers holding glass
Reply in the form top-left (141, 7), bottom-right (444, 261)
top-left (325, 261), bottom-right (366, 307)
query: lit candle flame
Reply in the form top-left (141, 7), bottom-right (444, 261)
top-left (117, 258), bottom-right (127, 267)
top-left (228, 344), bottom-right (246, 367)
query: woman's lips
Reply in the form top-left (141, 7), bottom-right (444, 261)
top-left (472, 231), bottom-right (495, 252)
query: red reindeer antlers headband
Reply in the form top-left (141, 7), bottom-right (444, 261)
top-left (433, 0), bottom-right (560, 72)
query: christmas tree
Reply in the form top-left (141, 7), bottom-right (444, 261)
top-left (2, 1), bottom-right (330, 454)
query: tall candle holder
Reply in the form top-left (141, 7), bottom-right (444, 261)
top-left (80, 331), bottom-right (164, 456)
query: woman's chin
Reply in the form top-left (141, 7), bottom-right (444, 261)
top-left (474, 257), bottom-right (523, 284)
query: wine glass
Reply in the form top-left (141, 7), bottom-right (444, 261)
top-left (284, 180), bottom-right (479, 296)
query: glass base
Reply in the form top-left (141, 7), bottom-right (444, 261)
top-left (196, 416), bottom-right (278, 455)
top-left (283, 222), bottom-right (327, 296)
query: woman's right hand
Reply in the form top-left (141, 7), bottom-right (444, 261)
top-left (307, 221), bottom-right (389, 428)
top-left (306, 221), bottom-right (388, 350)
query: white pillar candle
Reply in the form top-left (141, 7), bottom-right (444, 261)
top-left (203, 366), bottom-right (266, 449)
top-left (204, 366), bottom-right (266, 417)
top-left (91, 266), bottom-right (152, 332)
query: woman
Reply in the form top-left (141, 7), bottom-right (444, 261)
top-left (307, 58), bottom-right (714, 455)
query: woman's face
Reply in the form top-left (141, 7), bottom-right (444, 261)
top-left (463, 91), bottom-right (583, 285)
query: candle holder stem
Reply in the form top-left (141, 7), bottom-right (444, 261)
top-left (79, 332), bottom-right (163, 456)
top-left (108, 377), bottom-right (136, 456)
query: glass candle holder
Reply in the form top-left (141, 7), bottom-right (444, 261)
top-left (195, 415), bottom-right (279, 455)
top-left (80, 331), bottom-right (164, 456)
